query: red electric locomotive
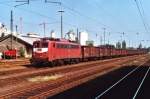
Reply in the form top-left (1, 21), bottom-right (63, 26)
top-left (31, 38), bottom-right (81, 65)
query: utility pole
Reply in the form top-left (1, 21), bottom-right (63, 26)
top-left (120, 32), bottom-right (124, 42)
top-left (15, 25), bottom-right (18, 42)
top-left (15, 25), bottom-right (18, 33)
top-left (20, 17), bottom-right (23, 34)
top-left (136, 32), bottom-right (139, 48)
top-left (122, 32), bottom-right (125, 40)
top-left (45, 0), bottom-right (62, 38)
top-left (100, 35), bottom-right (103, 45)
top-left (79, 32), bottom-right (81, 44)
top-left (108, 32), bottom-right (110, 45)
top-left (102, 28), bottom-right (106, 45)
top-left (77, 28), bottom-right (79, 43)
top-left (58, 10), bottom-right (64, 38)
top-left (129, 40), bottom-right (130, 48)
top-left (10, 10), bottom-right (13, 50)
top-left (39, 22), bottom-right (56, 37)
top-left (39, 22), bottom-right (46, 37)
top-left (119, 32), bottom-right (125, 48)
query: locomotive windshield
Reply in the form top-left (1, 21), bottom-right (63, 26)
top-left (33, 42), bottom-right (40, 48)
top-left (33, 42), bottom-right (48, 48)
top-left (42, 42), bottom-right (48, 48)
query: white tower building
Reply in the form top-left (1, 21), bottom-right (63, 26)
top-left (80, 31), bottom-right (88, 45)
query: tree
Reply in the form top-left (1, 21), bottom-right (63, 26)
top-left (116, 42), bottom-right (121, 49)
top-left (1, 33), bottom-right (5, 37)
top-left (148, 47), bottom-right (150, 52)
top-left (138, 43), bottom-right (142, 49)
top-left (19, 47), bottom-right (25, 57)
top-left (86, 40), bottom-right (94, 46)
top-left (122, 40), bottom-right (126, 49)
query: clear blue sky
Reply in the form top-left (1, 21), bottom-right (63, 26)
top-left (0, 0), bottom-right (150, 47)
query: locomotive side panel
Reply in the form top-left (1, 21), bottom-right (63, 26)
top-left (50, 42), bottom-right (81, 61)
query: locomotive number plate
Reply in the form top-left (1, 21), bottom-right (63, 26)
top-left (37, 48), bottom-right (42, 51)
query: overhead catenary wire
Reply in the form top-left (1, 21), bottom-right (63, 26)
top-left (60, 1), bottom-right (129, 44)
top-left (1, 0), bottom-right (116, 34)
top-left (92, 1), bottom-right (128, 32)
top-left (61, 3), bottom-right (110, 29)
top-left (1, 0), bottom-right (148, 47)
top-left (0, 2), bottom-right (57, 21)
top-left (134, 0), bottom-right (149, 33)
top-left (0, 2), bottom-right (60, 36)
top-left (138, 0), bottom-right (150, 30)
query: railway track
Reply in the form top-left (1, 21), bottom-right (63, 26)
top-left (0, 55), bottom-right (148, 99)
top-left (29, 58), bottom-right (149, 99)
top-left (1, 64), bottom-right (117, 99)
top-left (0, 55), bottom-right (137, 88)
top-left (50, 60), bottom-right (150, 99)
top-left (0, 55), bottom-right (145, 84)
top-left (0, 55), bottom-right (144, 79)
top-left (0, 55), bottom-right (141, 92)
top-left (0, 57), bottom-right (119, 76)
top-left (0, 59), bottom-right (30, 69)
top-left (94, 61), bottom-right (150, 99)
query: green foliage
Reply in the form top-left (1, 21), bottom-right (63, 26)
top-left (86, 40), bottom-right (94, 46)
top-left (116, 42), bottom-right (121, 49)
top-left (138, 43), bottom-right (142, 49)
top-left (19, 47), bottom-right (25, 57)
top-left (122, 40), bottom-right (126, 49)
top-left (1, 33), bottom-right (5, 37)
top-left (88, 43), bottom-right (93, 46)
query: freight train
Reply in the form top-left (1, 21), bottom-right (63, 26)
top-left (31, 38), bottom-right (148, 66)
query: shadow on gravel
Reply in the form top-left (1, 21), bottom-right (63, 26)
top-left (23, 64), bottom-right (47, 68)
top-left (49, 64), bottom-right (150, 99)
top-left (23, 63), bottom-right (54, 68)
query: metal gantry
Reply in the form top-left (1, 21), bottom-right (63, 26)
top-left (14, 0), bottom-right (64, 38)
top-left (15, 0), bottom-right (29, 7)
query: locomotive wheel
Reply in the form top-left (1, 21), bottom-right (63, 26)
top-left (75, 59), bottom-right (80, 63)
top-left (58, 60), bottom-right (64, 66)
top-left (51, 61), bottom-right (57, 67)
top-left (32, 62), bottom-right (43, 67)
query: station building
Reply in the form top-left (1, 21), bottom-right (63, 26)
top-left (0, 33), bottom-right (40, 58)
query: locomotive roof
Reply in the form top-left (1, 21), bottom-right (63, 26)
top-left (38, 37), bottom-right (79, 44)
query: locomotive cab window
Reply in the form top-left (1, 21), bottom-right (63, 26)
top-left (42, 42), bottom-right (48, 48)
top-left (33, 42), bottom-right (40, 48)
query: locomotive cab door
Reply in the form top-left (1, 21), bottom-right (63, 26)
top-left (49, 42), bottom-right (55, 61)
